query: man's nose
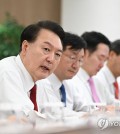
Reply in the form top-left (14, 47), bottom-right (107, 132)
top-left (46, 53), bottom-right (55, 63)
top-left (72, 60), bottom-right (80, 69)
top-left (99, 61), bottom-right (104, 68)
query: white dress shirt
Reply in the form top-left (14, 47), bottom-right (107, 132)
top-left (63, 68), bottom-right (94, 112)
top-left (37, 73), bottom-right (62, 109)
top-left (64, 68), bottom-right (118, 112)
top-left (93, 76), bottom-right (116, 104)
top-left (37, 73), bottom-right (86, 117)
top-left (0, 55), bottom-right (34, 115)
top-left (96, 64), bottom-right (120, 99)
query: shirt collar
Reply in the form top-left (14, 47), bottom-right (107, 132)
top-left (16, 55), bottom-right (34, 92)
top-left (102, 65), bottom-right (115, 84)
top-left (77, 67), bottom-right (90, 82)
top-left (47, 73), bottom-right (62, 91)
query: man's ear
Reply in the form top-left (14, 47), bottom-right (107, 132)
top-left (109, 51), bottom-right (116, 59)
top-left (84, 49), bottom-right (89, 58)
top-left (21, 40), bottom-right (29, 55)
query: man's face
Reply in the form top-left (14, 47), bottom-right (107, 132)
top-left (20, 29), bottom-right (63, 82)
top-left (54, 46), bottom-right (84, 81)
top-left (108, 51), bottom-right (120, 78)
top-left (82, 43), bottom-right (109, 76)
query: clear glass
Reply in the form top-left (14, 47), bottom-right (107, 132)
top-left (0, 103), bottom-right (32, 133)
top-left (86, 103), bottom-right (107, 117)
top-left (41, 102), bottom-right (64, 122)
top-left (114, 101), bottom-right (120, 115)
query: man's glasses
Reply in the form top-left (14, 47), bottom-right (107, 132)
top-left (63, 53), bottom-right (83, 66)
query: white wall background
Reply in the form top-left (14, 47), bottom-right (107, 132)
top-left (61, 0), bottom-right (120, 41)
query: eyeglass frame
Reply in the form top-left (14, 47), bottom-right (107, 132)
top-left (62, 53), bottom-right (83, 66)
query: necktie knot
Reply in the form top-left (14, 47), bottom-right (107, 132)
top-left (114, 81), bottom-right (118, 88)
top-left (88, 77), bottom-right (93, 84)
top-left (88, 77), bottom-right (100, 103)
top-left (30, 84), bottom-right (38, 111)
top-left (60, 84), bottom-right (66, 107)
top-left (30, 84), bottom-right (36, 95)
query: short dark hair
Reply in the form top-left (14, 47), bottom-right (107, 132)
top-left (20, 20), bottom-right (65, 51)
top-left (63, 32), bottom-right (87, 51)
top-left (81, 31), bottom-right (111, 53)
top-left (111, 39), bottom-right (120, 55)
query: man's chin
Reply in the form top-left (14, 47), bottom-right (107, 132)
top-left (91, 72), bottom-right (97, 77)
top-left (37, 73), bottom-right (50, 80)
top-left (66, 75), bottom-right (74, 80)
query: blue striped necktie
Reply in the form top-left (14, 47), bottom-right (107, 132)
top-left (60, 84), bottom-right (66, 107)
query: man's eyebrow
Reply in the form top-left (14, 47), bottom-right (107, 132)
top-left (72, 50), bottom-right (80, 55)
top-left (44, 41), bottom-right (52, 46)
top-left (44, 41), bottom-right (63, 53)
top-left (58, 50), bottom-right (63, 53)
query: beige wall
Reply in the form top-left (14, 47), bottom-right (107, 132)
top-left (0, 0), bottom-right (61, 26)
